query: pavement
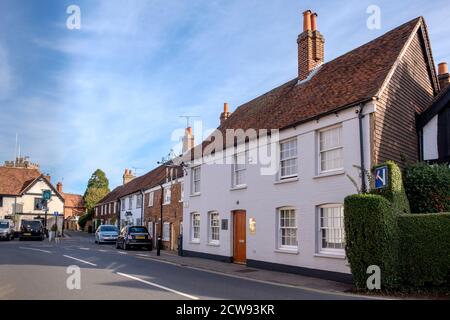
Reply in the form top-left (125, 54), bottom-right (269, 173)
top-left (0, 231), bottom-right (376, 300)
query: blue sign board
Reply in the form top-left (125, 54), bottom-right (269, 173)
top-left (375, 166), bottom-right (388, 189)
top-left (53, 212), bottom-right (59, 217)
top-left (43, 190), bottom-right (52, 200)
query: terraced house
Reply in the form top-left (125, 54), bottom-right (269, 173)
top-left (181, 11), bottom-right (442, 282)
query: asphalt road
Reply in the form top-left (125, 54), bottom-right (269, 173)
top-left (0, 232), bottom-right (368, 300)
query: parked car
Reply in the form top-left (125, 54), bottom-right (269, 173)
top-left (95, 225), bottom-right (119, 244)
top-left (0, 219), bottom-right (15, 241)
top-left (19, 220), bottom-right (45, 241)
top-left (116, 226), bottom-right (152, 251)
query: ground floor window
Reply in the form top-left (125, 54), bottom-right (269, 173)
top-left (278, 208), bottom-right (297, 250)
top-left (318, 205), bottom-right (345, 254)
top-left (191, 213), bottom-right (200, 242)
top-left (208, 212), bottom-right (220, 244)
top-left (163, 222), bottom-right (170, 241)
top-left (147, 221), bottom-right (154, 239)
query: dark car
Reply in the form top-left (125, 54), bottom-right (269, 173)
top-left (116, 226), bottom-right (152, 251)
top-left (20, 220), bottom-right (45, 241)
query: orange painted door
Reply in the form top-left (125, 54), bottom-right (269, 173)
top-left (233, 211), bottom-right (246, 264)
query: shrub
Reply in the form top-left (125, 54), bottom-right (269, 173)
top-left (398, 213), bottom-right (450, 289)
top-left (344, 194), bottom-right (400, 289)
top-left (404, 163), bottom-right (450, 213)
top-left (371, 161), bottom-right (410, 214)
top-left (78, 211), bottom-right (93, 230)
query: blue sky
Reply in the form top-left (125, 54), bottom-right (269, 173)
top-left (0, 0), bottom-right (449, 194)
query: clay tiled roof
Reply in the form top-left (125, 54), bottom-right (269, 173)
top-left (0, 167), bottom-right (41, 196)
top-left (63, 193), bottom-right (85, 208)
top-left (96, 164), bottom-right (183, 206)
top-left (218, 17), bottom-right (421, 132)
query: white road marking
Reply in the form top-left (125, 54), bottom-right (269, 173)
top-left (136, 254), bottom-right (150, 257)
top-left (99, 250), bottom-right (109, 253)
top-left (79, 247), bottom-right (90, 251)
top-left (19, 247), bottom-right (51, 254)
top-left (116, 272), bottom-right (199, 300)
top-left (118, 251), bottom-right (127, 255)
top-left (63, 255), bottom-right (97, 266)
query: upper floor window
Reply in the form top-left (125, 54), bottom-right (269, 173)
top-left (232, 151), bottom-right (247, 187)
top-left (191, 213), bottom-right (200, 242)
top-left (33, 198), bottom-right (43, 211)
top-left (128, 197), bottom-right (132, 210)
top-left (121, 200), bottom-right (125, 211)
top-left (180, 182), bottom-right (184, 201)
top-left (278, 208), bottom-right (298, 250)
top-left (0, 196), bottom-right (3, 207)
top-left (191, 166), bottom-right (201, 194)
top-left (136, 194), bottom-right (142, 209)
top-left (319, 125), bottom-right (343, 173)
top-left (318, 204), bottom-right (345, 255)
top-left (280, 138), bottom-right (298, 179)
top-left (163, 187), bottom-right (171, 205)
top-left (148, 192), bottom-right (154, 207)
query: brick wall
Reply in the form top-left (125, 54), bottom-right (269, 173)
top-left (144, 181), bottom-right (183, 251)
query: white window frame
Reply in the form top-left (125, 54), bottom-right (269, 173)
top-left (191, 166), bottom-right (201, 195)
top-left (128, 197), bottom-right (132, 210)
top-left (136, 194), bottom-right (142, 209)
top-left (121, 200), bottom-right (125, 211)
top-left (147, 221), bottom-right (154, 239)
top-left (162, 222), bottom-right (170, 241)
top-left (148, 192), bottom-right (154, 207)
top-left (208, 212), bottom-right (220, 245)
top-left (279, 138), bottom-right (298, 180)
top-left (191, 213), bottom-right (200, 242)
top-left (232, 151), bottom-right (247, 188)
top-left (317, 204), bottom-right (345, 256)
top-left (318, 125), bottom-right (344, 174)
top-left (180, 182), bottom-right (184, 202)
top-left (163, 187), bottom-right (171, 205)
top-left (277, 207), bottom-right (298, 250)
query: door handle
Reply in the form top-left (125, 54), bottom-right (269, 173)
top-left (239, 240), bottom-right (245, 244)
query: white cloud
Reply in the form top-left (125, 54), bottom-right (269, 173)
top-left (0, 45), bottom-right (14, 100)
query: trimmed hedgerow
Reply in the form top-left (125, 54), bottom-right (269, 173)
top-left (398, 213), bottom-right (450, 289)
top-left (344, 194), bottom-right (400, 290)
top-left (371, 161), bottom-right (410, 215)
top-left (404, 163), bottom-right (450, 214)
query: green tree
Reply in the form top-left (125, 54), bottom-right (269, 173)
top-left (81, 169), bottom-right (110, 219)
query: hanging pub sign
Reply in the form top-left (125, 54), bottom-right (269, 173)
top-left (374, 166), bottom-right (389, 189)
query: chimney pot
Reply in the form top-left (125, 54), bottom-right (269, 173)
top-left (57, 182), bottom-right (63, 193)
top-left (303, 10), bottom-right (312, 32)
top-left (311, 13), bottom-right (318, 31)
top-left (224, 102), bottom-right (229, 113)
top-left (439, 62), bottom-right (448, 75)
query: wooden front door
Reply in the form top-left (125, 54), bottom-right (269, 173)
top-left (233, 211), bottom-right (247, 264)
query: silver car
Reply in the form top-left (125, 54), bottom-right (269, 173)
top-left (0, 219), bottom-right (15, 241)
top-left (95, 225), bottom-right (119, 244)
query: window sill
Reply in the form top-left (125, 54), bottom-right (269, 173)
top-left (230, 185), bottom-right (247, 191)
top-left (275, 249), bottom-right (299, 255)
top-left (189, 240), bottom-right (200, 245)
top-left (274, 177), bottom-right (299, 185)
top-left (314, 253), bottom-right (346, 260)
top-left (207, 242), bottom-right (220, 247)
top-left (313, 170), bottom-right (345, 179)
top-left (190, 193), bottom-right (201, 198)
top-left (163, 203), bottom-right (171, 206)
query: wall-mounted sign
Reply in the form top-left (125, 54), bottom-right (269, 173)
top-left (42, 190), bottom-right (52, 200)
top-left (221, 219), bottom-right (228, 231)
top-left (374, 166), bottom-right (389, 189)
top-left (249, 218), bottom-right (256, 235)
top-left (125, 211), bottom-right (133, 217)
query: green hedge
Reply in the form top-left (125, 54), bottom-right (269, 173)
top-left (78, 211), bottom-right (93, 229)
top-left (404, 163), bottom-right (450, 213)
top-left (344, 194), bottom-right (400, 289)
top-left (398, 213), bottom-right (450, 289)
top-left (372, 161), bottom-right (410, 214)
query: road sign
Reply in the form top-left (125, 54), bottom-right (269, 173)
top-left (53, 212), bottom-right (59, 217)
top-left (43, 190), bottom-right (52, 200)
top-left (375, 166), bottom-right (388, 189)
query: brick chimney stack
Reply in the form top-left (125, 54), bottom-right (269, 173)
top-left (220, 102), bottom-right (232, 125)
top-left (297, 10), bottom-right (324, 82)
top-left (57, 182), bottom-right (63, 193)
top-left (182, 127), bottom-right (195, 154)
top-left (123, 169), bottom-right (136, 185)
top-left (438, 62), bottom-right (450, 91)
